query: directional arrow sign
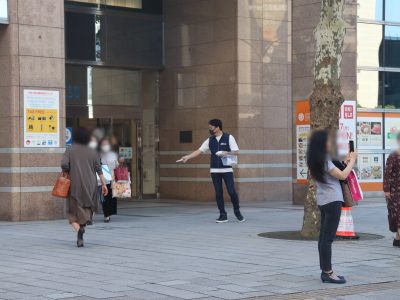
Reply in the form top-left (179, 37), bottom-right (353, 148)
top-left (300, 169), bottom-right (307, 178)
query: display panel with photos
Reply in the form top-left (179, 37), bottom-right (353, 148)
top-left (356, 154), bottom-right (383, 183)
top-left (357, 114), bottom-right (383, 149)
top-left (385, 114), bottom-right (400, 150)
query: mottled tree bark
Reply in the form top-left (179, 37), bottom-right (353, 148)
top-left (300, 0), bottom-right (346, 238)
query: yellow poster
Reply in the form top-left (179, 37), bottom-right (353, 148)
top-left (25, 109), bottom-right (58, 133)
top-left (24, 90), bottom-right (60, 148)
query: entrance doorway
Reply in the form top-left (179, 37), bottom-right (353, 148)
top-left (66, 66), bottom-right (159, 199)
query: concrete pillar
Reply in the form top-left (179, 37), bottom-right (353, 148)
top-left (0, 0), bottom-right (65, 220)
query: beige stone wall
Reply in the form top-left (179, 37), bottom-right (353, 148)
top-left (236, 0), bottom-right (293, 201)
top-left (292, 0), bottom-right (357, 204)
top-left (0, 0), bottom-right (65, 220)
top-left (160, 0), bottom-right (293, 202)
top-left (160, 0), bottom-right (238, 201)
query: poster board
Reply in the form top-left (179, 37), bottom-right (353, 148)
top-left (338, 101), bottom-right (357, 156)
top-left (66, 127), bottom-right (73, 146)
top-left (384, 113), bottom-right (400, 150)
top-left (119, 147), bottom-right (133, 159)
top-left (357, 154), bottom-right (383, 183)
top-left (356, 112), bottom-right (383, 149)
top-left (295, 100), bottom-right (357, 184)
top-left (24, 90), bottom-right (60, 148)
top-left (296, 100), bottom-right (310, 184)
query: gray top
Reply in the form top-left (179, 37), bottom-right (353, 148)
top-left (61, 144), bottom-right (103, 209)
top-left (316, 160), bottom-right (344, 206)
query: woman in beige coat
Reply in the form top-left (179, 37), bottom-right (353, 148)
top-left (61, 128), bottom-right (108, 247)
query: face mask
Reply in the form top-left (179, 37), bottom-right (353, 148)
top-left (101, 144), bottom-right (111, 153)
top-left (88, 141), bottom-right (98, 149)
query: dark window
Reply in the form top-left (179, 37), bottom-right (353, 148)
top-left (384, 72), bottom-right (400, 108)
top-left (180, 131), bottom-right (192, 143)
top-left (105, 14), bottom-right (163, 67)
top-left (65, 10), bottom-right (163, 68)
top-left (66, 64), bottom-right (88, 106)
top-left (65, 12), bottom-right (97, 60)
top-left (384, 26), bottom-right (400, 68)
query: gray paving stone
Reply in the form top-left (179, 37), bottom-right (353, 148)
top-left (0, 200), bottom-right (398, 300)
top-left (46, 293), bottom-right (81, 299)
top-left (135, 284), bottom-right (206, 299)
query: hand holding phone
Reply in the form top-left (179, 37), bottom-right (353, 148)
top-left (349, 140), bottom-right (355, 153)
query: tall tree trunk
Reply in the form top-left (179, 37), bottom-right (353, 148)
top-left (300, 0), bottom-right (346, 238)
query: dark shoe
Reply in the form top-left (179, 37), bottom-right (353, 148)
top-left (321, 272), bottom-right (344, 280)
top-left (393, 239), bottom-right (400, 247)
top-left (87, 220), bottom-right (93, 226)
top-left (77, 226), bottom-right (85, 248)
top-left (216, 214), bottom-right (228, 223)
top-left (104, 217), bottom-right (110, 223)
top-left (321, 272), bottom-right (346, 284)
top-left (234, 210), bottom-right (245, 222)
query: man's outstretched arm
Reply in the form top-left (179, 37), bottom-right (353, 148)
top-left (180, 149), bottom-right (202, 163)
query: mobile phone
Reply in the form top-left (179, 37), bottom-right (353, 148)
top-left (349, 140), bottom-right (355, 152)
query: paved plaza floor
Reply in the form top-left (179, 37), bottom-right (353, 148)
top-left (1, 198), bottom-right (399, 300)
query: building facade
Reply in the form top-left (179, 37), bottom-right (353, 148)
top-left (0, 0), bottom-right (397, 221)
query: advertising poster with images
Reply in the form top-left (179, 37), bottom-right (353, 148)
top-left (357, 114), bottom-right (383, 149)
top-left (357, 154), bottom-right (383, 183)
top-left (296, 100), bottom-right (310, 183)
top-left (385, 114), bottom-right (400, 150)
top-left (119, 147), bottom-right (133, 159)
top-left (24, 90), bottom-right (60, 148)
top-left (338, 100), bottom-right (357, 156)
top-left (296, 125), bottom-right (310, 181)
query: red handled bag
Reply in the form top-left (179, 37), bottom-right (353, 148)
top-left (114, 166), bottom-right (129, 182)
top-left (52, 172), bottom-right (71, 198)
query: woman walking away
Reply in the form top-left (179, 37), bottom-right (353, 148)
top-left (61, 128), bottom-right (108, 247)
top-left (99, 137), bottom-right (119, 223)
top-left (307, 130), bottom-right (357, 284)
top-left (384, 132), bottom-right (400, 247)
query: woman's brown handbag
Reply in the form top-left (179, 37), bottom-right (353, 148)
top-left (340, 181), bottom-right (355, 207)
top-left (52, 172), bottom-right (71, 198)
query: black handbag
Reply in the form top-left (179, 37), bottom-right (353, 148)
top-left (332, 160), bottom-right (355, 207)
top-left (386, 198), bottom-right (398, 233)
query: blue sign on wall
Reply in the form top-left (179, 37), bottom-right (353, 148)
top-left (66, 127), bottom-right (73, 146)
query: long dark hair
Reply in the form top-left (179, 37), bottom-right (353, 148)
top-left (307, 130), bottom-right (329, 183)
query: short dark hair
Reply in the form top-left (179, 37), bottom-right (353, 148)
top-left (73, 127), bottom-right (91, 145)
top-left (209, 119), bottom-right (223, 130)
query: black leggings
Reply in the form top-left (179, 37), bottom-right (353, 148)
top-left (318, 201), bottom-right (342, 271)
top-left (102, 184), bottom-right (117, 218)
